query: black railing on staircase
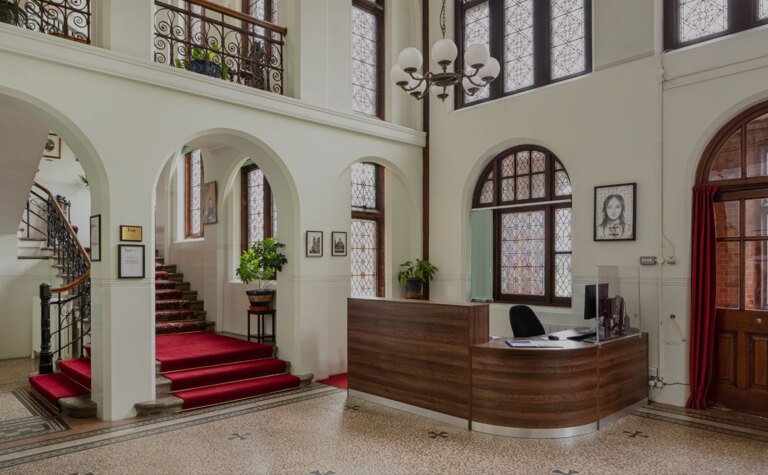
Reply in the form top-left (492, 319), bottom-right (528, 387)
top-left (27, 182), bottom-right (91, 374)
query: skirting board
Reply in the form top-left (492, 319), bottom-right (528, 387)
top-left (347, 389), bottom-right (469, 429)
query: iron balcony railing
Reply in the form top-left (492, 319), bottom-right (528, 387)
top-left (153, 0), bottom-right (286, 95)
top-left (0, 0), bottom-right (91, 44)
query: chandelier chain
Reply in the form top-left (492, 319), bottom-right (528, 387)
top-left (440, 0), bottom-right (447, 39)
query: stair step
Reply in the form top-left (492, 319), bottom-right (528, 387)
top-left (155, 309), bottom-right (204, 323)
top-left (59, 358), bottom-right (92, 389)
top-left (135, 395), bottom-right (184, 417)
top-left (157, 375), bottom-right (172, 397)
top-left (156, 332), bottom-right (273, 372)
top-left (18, 237), bottom-right (47, 242)
top-left (17, 255), bottom-right (50, 260)
top-left (173, 374), bottom-right (301, 410)
top-left (60, 395), bottom-right (97, 419)
top-left (156, 289), bottom-right (184, 300)
top-left (156, 299), bottom-right (204, 311)
top-left (163, 359), bottom-right (289, 391)
top-left (155, 319), bottom-right (212, 335)
top-left (29, 373), bottom-right (89, 408)
top-left (156, 264), bottom-right (177, 273)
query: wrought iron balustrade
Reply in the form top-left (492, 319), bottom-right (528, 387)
top-left (154, 0), bottom-right (286, 95)
top-left (0, 0), bottom-right (91, 44)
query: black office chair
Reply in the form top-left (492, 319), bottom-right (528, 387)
top-left (509, 305), bottom-right (546, 338)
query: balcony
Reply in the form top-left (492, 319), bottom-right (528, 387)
top-left (0, 0), bottom-right (91, 44)
top-left (153, 0), bottom-right (285, 95)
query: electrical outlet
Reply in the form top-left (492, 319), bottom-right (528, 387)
top-left (639, 256), bottom-right (658, 265)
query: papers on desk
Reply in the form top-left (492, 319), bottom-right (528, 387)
top-left (505, 339), bottom-right (563, 348)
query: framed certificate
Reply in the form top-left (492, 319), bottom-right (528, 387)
top-left (118, 244), bottom-right (145, 279)
top-left (120, 225), bottom-right (143, 242)
top-left (89, 215), bottom-right (101, 262)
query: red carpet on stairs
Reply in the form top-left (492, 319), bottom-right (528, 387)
top-left (58, 358), bottom-right (92, 389)
top-left (156, 332), bottom-right (274, 372)
top-left (174, 374), bottom-right (300, 409)
top-left (163, 359), bottom-right (288, 391)
top-left (318, 373), bottom-right (348, 389)
top-left (29, 373), bottom-right (89, 407)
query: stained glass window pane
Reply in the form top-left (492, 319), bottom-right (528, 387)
top-left (500, 211), bottom-right (546, 296)
top-left (351, 163), bottom-right (378, 209)
top-left (709, 130), bottom-right (742, 181)
top-left (501, 156), bottom-right (515, 177)
top-left (531, 173), bottom-right (546, 199)
top-left (761, 0), bottom-right (768, 19)
top-left (551, 0), bottom-right (586, 80)
top-left (481, 180), bottom-right (496, 204)
top-left (271, 192), bottom-right (278, 238)
top-left (555, 208), bottom-right (572, 252)
top-left (351, 218), bottom-right (378, 297)
top-left (189, 149), bottom-right (202, 236)
top-left (516, 151), bottom-right (530, 174)
top-left (247, 167), bottom-right (265, 249)
top-left (532, 151), bottom-right (546, 172)
top-left (501, 178), bottom-right (515, 202)
top-left (716, 242), bottom-right (740, 309)
top-left (679, 0), bottom-right (728, 43)
top-left (503, 0), bottom-right (534, 92)
top-left (555, 254), bottom-right (572, 298)
top-left (352, 6), bottom-right (379, 116)
top-left (464, 1), bottom-right (490, 103)
top-left (554, 170), bottom-right (572, 196)
top-left (516, 176), bottom-right (529, 200)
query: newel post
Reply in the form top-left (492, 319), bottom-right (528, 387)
top-left (39, 283), bottom-right (53, 374)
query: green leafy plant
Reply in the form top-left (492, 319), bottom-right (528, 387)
top-left (236, 237), bottom-right (287, 290)
top-left (78, 174), bottom-right (89, 188)
top-left (174, 43), bottom-right (230, 80)
top-left (397, 259), bottom-right (438, 286)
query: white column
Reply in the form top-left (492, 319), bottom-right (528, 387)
top-left (98, 0), bottom-right (154, 60)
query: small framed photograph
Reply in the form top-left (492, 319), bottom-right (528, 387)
top-left (43, 133), bottom-right (61, 159)
top-left (119, 225), bottom-right (143, 242)
top-left (118, 244), bottom-right (145, 279)
top-left (89, 215), bottom-right (101, 262)
top-left (201, 181), bottom-right (218, 225)
top-left (331, 232), bottom-right (347, 256)
top-left (594, 183), bottom-right (636, 241)
top-left (306, 231), bottom-right (323, 257)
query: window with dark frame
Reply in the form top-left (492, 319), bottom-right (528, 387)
top-left (456, 0), bottom-right (591, 109)
top-left (240, 163), bottom-right (275, 253)
top-left (185, 149), bottom-right (204, 239)
top-left (665, 0), bottom-right (768, 50)
top-left (351, 0), bottom-right (384, 119)
top-left (350, 162), bottom-right (385, 297)
top-left (473, 146), bottom-right (573, 306)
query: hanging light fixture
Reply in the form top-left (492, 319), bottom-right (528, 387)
top-left (391, 0), bottom-right (500, 101)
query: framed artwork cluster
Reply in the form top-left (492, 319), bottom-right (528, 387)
top-left (306, 231), bottom-right (347, 257)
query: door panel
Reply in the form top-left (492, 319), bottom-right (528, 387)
top-left (714, 331), bottom-right (737, 386)
top-left (750, 334), bottom-right (768, 389)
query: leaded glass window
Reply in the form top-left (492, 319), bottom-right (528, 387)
top-left (185, 149), bottom-right (203, 239)
top-left (456, 0), bottom-right (591, 108)
top-left (240, 163), bottom-right (275, 253)
top-left (352, 1), bottom-right (384, 118)
top-left (473, 146), bottom-right (572, 306)
top-left (666, 1), bottom-right (768, 49)
top-left (351, 162), bottom-right (384, 297)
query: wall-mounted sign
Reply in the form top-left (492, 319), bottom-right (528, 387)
top-left (118, 244), bottom-right (145, 279)
top-left (120, 225), bottom-right (143, 242)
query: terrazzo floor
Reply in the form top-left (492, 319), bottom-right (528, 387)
top-left (0, 384), bottom-right (766, 474)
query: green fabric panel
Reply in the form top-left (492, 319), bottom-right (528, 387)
top-left (469, 210), bottom-right (493, 301)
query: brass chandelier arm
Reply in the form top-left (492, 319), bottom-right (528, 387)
top-left (396, 67), bottom-right (489, 100)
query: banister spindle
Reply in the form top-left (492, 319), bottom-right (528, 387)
top-left (39, 283), bottom-right (53, 374)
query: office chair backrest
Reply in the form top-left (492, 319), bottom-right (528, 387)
top-left (509, 305), bottom-right (546, 338)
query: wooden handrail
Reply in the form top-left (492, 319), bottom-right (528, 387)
top-left (183, 0), bottom-right (288, 36)
top-left (33, 181), bottom-right (91, 266)
top-left (51, 270), bottom-right (91, 293)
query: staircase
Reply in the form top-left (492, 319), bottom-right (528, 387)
top-left (154, 256), bottom-right (213, 334)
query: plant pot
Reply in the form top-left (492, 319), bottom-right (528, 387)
top-left (246, 289), bottom-right (274, 309)
top-left (0, 0), bottom-right (25, 25)
top-left (190, 59), bottom-right (221, 78)
top-left (404, 278), bottom-right (423, 300)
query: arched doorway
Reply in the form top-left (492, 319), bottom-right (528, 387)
top-left (696, 100), bottom-right (768, 415)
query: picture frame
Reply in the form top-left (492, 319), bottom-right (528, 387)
top-left (201, 181), bottom-right (218, 225)
top-left (43, 133), bottom-right (61, 159)
top-left (306, 230), bottom-right (323, 257)
top-left (594, 183), bottom-right (636, 241)
top-left (331, 232), bottom-right (347, 256)
top-left (119, 225), bottom-right (143, 242)
top-left (118, 244), bottom-right (145, 279)
top-left (89, 215), bottom-right (101, 262)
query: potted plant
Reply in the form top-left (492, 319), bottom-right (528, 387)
top-left (397, 258), bottom-right (438, 299)
top-left (175, 43), bottom-right (230, 80)
top-left (236, 237), bottom-right (287, 309)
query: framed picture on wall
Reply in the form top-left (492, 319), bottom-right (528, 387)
top-left (594, 183), bottom-right (636, 241)
top-left (118, 244), bottom-right (145, 279)
top-left (43, 133), bottom-right (61, 159)
top-left (306, 231), bottom-right (323, 257)
top-left (331, 232), bottom-right (347, 256)
top-left (89, 215), bottom-right (101, 262)
top-left (119, 225), bottom-right (143, 242)
top-left (201, 181), bottom-right (218, 225)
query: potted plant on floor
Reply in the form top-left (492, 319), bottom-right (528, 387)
top-left (397, 258), bottom-right (438, 300)
top-left (236, 237), bottom-right (287, 309)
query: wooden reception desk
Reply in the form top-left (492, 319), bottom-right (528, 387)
top-left (347, 298), bottom-right (648, 438)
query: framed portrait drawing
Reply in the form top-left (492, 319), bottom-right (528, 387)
top-left (594, 183), bottom-right (636, 241)
top-left (43, 133), bottom-right (61, 159)
top-left (201, 181), bottom-right (218, 225)
top-left (118, 244), bottom-right (145, 279)
top-left (89, 215), bottom-right (101, 262)
top-left (331, 232), bottom-right (347, 256)
top-left (306, 231), bottom-right (323, 257)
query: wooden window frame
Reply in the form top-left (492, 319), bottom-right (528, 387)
top-left (664, 0), bottom-right (768, 50)
top-left (455, 0), bottom-right (592, 109)
top-left (240, 163), bottom-right (274, 253)
top-left (351, 163), bottom-right (385, 297)
top-left (184, 151), bottom-right (204, 240)
top-left (242, 0), bottom-right (273, 23)
top-left (474, 145), bottom-right (572, 306)
top-left (352, 0), bottom-right (385, 120)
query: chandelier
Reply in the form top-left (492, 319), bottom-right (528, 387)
top-left (390, 0), bottom-right (500, 101)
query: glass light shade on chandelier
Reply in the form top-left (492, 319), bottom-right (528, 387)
top-left (390, 0), bottom-right (500, 101)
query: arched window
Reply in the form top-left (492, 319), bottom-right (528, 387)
top-left (351, 0), bottom-right (384, 118)
top-left (664, 0), bottom-right (768, 50)
top-left (473, 146), bottom-right (572, 305)
top-left (185, 149), bottom-right (204, 239)
top-left (240, 162), bottom-right (276, 252)
top-left (351, 162), bottom-right (384, 297)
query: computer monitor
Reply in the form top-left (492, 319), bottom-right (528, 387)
top-left (584, 284), bottom-right (609, 320)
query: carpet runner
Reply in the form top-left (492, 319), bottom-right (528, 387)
top-left (318, 373), bottom-right (348, 390)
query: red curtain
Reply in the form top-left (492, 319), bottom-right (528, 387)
top-left (687, 184), bottom-right (718, 410)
